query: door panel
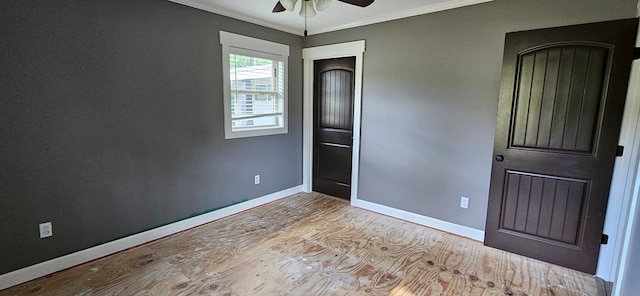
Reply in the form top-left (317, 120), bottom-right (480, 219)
top-left (317, 143), bottom-right (351, 184)
top-left (319, 69), bottom-right (354, 129)
top-left (501, 171), bottom-right (586, 245)
top-left (485, 18), bottom-right (638, 274)
top-left (313, 57), bottom-right (356, 199)
top-left (511, 45), bottom-right (608, 153)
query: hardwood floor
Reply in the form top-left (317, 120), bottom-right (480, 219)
top-left (1, 192), bottom-right (601, 295)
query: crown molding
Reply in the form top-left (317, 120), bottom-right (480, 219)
top-left (168, 0), bottom-right (302, 35)
top-left (169, 0), bottom-right (493, 37)
top-left (309, 0), bottom-right (494, 35)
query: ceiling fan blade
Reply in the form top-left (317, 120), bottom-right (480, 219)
top-left (337, 0), bottom-right (374, 7)
top-left (272, 2), bottom-right (286, 12)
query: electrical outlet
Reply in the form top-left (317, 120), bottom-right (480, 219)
top-left (39, 222), bottom-right (53, 238)
top-left (460, 197), bottom-right (470, 209)
top-left (254, 175), bottom-right (260, 185)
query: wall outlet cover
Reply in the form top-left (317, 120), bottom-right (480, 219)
top-left (39, 222), bottom-right (53, 238)
top-left (460, 197), bottom-right (470, 209)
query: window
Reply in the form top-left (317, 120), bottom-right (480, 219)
top-left (220, 31), bottom-right (289, 139)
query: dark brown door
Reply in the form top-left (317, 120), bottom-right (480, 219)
top-left (485, 19), bottom-right (638, 274)
top-left (313, 57), bottom-right (356, 200)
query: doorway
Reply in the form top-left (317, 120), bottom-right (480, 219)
top-left (302, 41), bottom-right (365, 204)
top-left (313, 57), bottom-right (356, 200)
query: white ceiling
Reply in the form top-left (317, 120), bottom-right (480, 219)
top-left (169, 0), bottom-right (493, 36)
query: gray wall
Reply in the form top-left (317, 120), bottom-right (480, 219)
top-left (0, 0), bottom-right (303, 275)
top-left (304, 0), bottom-right (638, 230)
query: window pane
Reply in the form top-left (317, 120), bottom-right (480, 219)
top-left (232, 115), bottom-right (282, 130)
top-left (229, 53), bottom-right (284, 132)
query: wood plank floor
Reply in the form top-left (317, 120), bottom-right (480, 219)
top-left (1, 192), bottom-right (601, 295)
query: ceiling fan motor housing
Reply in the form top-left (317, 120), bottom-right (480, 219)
top-left (275, 0), bottom-right (373, 15)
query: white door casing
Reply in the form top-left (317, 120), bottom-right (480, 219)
top-left (302, 41), bottom-right (365, 205)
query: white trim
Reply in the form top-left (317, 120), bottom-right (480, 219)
top-left (0, 186), bottom-right (303, 291)
top-left (220, 31), bottom-right (290, 57)
top-left (601, 68), bottom-right (640, 281)
top-left (596, 20), bottom-right (640, 283)
top-left (309, 0), bottom-right (494, 35)
top-left (354, 199), bottom-right (485, 242)
top-left (302, 41), bottom-right (366, 206)
top-left (220, 31), bottom-right (290, 139)
top-left (610, 20), bottom-right (640, 293)
top-left (169, 0), bottom-right (493, 37)
top-left (168, 0), bottom-right (300, 36)
top-left (614, 140), bottom-right (640, 296)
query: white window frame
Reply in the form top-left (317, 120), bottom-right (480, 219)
top-left (220, 31), bottom-right (289, 139)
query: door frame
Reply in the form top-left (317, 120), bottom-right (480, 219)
top-left (302, 40), bottom-right (365, 205)
top-left (610, 19), bottom-right (640, 291)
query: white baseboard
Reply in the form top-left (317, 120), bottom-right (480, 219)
top-left (354, 199), bottom-right (485, 242)
top-left (0, 186), bottom-right (303, 291)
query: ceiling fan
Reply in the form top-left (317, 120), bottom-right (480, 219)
top-left (272, 0), bottom-right (375, 35)
top-left (272, 0), bottom-right (375, 15)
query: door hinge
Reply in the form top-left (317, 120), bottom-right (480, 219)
top-left (634, 48), bottom-right (640, 60)
top-left (602, 234), bottom-right (609, 245)
top-left (616, 145), bottom-right (624, 157)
